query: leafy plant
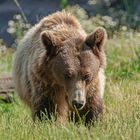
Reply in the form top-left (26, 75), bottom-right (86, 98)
top-left (60, 0), bottom-right (69, 9)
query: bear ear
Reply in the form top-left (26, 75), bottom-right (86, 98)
top-left (41, 31), bottom-right (56, 57)
top-left (85, 27), bottom-right (107, 52)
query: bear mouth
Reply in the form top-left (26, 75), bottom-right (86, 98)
top-left (72, 100), bottom-right (85, 110)
top-left (65, 94), bottom-right (85, 110)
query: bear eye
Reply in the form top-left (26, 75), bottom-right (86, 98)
top-left (65, 72), bottom-right (73, 80)
top-left (82, 73), bottom-right (91, 83)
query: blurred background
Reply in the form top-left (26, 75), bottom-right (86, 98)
top-left (0, 0), bottom-right (140, 46)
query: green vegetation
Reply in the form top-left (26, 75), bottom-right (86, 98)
top-left (60, 0), bottom-right (69, 9)
top-left (0, 6), bottom-right (140, 140)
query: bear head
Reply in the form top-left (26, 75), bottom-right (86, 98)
top-left (40, 27), bottom-right (107, 110)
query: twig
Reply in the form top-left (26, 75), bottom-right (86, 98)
top-left (13, 0), bottom-right (28, 23)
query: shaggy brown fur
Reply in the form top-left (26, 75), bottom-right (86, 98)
top-left (13, 11), bottom-right (107, 124)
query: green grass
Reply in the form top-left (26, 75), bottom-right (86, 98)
top-left (0, 49), bottom-right (13, 73)
top-left (0, 31), bottom-right (140, 140)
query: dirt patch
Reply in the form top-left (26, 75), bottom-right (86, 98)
top-left (0, 73), bottom-right (14, 103)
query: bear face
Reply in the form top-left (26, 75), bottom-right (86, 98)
top-left (41, 27), bottom-right (107, 111)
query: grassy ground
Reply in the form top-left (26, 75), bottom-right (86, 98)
top-left (0, 30), bottom-right (140, 140)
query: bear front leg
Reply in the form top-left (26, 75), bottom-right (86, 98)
top-left (31, 93), bottom-right (69, 123)
top-left (53, 93), bottom-right (69, 124)
top-left (82, 96), bottom-right (103, 125)
top-left (31, 95), bottom-right (55, 121)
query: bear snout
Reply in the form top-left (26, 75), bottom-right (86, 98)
top-left (72, 100), bottom-right (85, 110)
top-left (70, 90), bottom-right (86, 110)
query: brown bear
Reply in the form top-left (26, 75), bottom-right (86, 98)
top-left (13, 11), bottom-right (107, 124)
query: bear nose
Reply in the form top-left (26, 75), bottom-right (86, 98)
top-left (72, 100), bottom-right (84, 110)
